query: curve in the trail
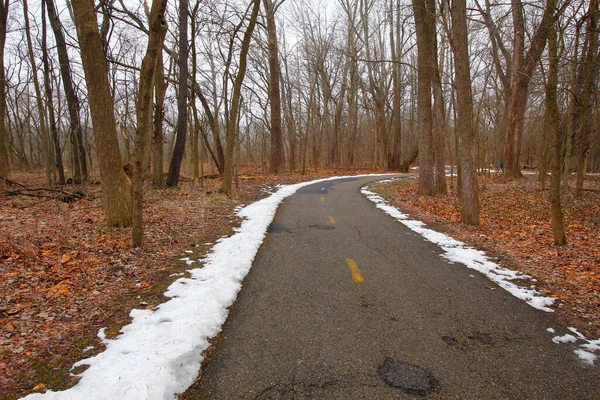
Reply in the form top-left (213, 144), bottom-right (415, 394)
top-left (188, 175), bottom-right (600, 400)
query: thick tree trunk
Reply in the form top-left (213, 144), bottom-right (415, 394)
top-left (264, 0), bottom-right (284, 173)
top-left (71, 0), bottom-right (132, 226)
top-left (46, 0), bottom-right (87, 183)
top-left (221, 0), bottom-right (261, 195)
top-left (166, 0), bottom-right (189, 187)
top-left (412, 0), bottom-right (435, 194)
top-left (451, 0), bottom-right (479, 225)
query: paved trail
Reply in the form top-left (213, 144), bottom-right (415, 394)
top-left (185, 176), bottom-right (600, 399)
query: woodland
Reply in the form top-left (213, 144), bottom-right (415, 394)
top-left (0, 0), bottom-right (599, 397)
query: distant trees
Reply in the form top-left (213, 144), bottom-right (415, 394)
top-left (1, 0), bottom-right (600, 240)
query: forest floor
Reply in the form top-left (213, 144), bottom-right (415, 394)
top-left (1, 170), bottom-right (599, 399)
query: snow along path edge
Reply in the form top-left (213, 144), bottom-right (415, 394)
top-left (362, 179), bottom-right (599, 367)
top-left (20, 174), bottom-right (394, 400)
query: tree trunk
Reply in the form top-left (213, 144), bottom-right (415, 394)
top-left (152, 51), bottom-right (165, 188)
top-left (546, 20), bottom-right (566, 245)
top-left (166, 0), bottom-right (189, 187)
top-left (503, 0), bottom-right (557, 179)
top-left (0, 1), bottom-right (8, 184)
top-left (573, 0), bottom-right (600, 198)
top-left (23, 0), bottom-right (51, 186)
top-left (221, 0), bottom-right (261, 195)
top-left (264, 0), bottom-right (284, 173)
top-left (72, 0), bottom-right (132, 226)
top-left (451, 0), bottom-right (479, 225)
top-left (412, 0), bottom-right (435, 194)
top-left (132, 0), bottom-right (168, 248)
top-left (42, 0), bottom-right (65, 185)
top-left (46, 0), bottom-right (87, 183)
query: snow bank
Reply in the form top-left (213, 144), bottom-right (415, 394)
top-left (21, 174), bottom-right (392, 400)
top-left (362, 181), bottom-right (599, 367)
top-left (360, 186), bottom-right (555, 312)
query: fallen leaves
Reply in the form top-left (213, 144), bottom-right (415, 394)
top-left (1, 169), bottom-right (362, 399)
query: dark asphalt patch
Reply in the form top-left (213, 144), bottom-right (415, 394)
top-left (267, 222), bottom-right (291, 233)
top-left (377, 359), bottom-right (440, 395)
top-left (308, 225), bottom-right (335, 230)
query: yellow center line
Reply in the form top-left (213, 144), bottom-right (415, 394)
top-left (328, 216), bottom-right (336, 224)
top-left (320, 196), bottom-right (325, 202)
top-left (321, 187), bottom-right (326, 191)
top-left (346, 259), bottom-right (364, 283)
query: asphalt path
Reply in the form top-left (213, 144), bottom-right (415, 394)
top-left (185, 175), bottom-right (600, 399)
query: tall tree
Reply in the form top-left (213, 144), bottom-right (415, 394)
top-left (450, 0), bottom-right (479, 224)
top-left (412, 0), bottom-right (435, 194)
top-left (0, 0), bottom-right (9, 184)
top-left (166, 0), bottom-right (189, 187)
top-left (41, 0), bottom-right (65, 185)
top-left (571, 0), bottom-right (600, 197)
top-left (264, 0), bottom-right (284, 173)
top-left (545, 18), bottom-right (566, 245)
top-left (23, 0), bottom-right (52, 186)
top-left (221, 0), bottom-right (261, 195)
top-left (503, 0), bottom-right (557, 178)
top-left (132, 0), bottom-right (168, 247)
top-left (46, 0), bottom-right (88, 183)
top-left (71, 0), bottom-right (132, 226)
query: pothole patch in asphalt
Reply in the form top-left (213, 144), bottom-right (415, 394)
top-left (267, 222), bottom-right (291, 233)
top-left (308, 224), bottom-right (335, 230)
top-left (377, 358), bottom-right (439, 395)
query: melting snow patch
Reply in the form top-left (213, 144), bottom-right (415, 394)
top-left (361, 185), bottom-right (555, 312)
top-left (20, 174), bottom-right (395, 400)
top-left (546, 328), bottom-right (556, 334)
top-left (552, 334), bottom-right (578, 344)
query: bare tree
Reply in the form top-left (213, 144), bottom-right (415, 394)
top-left (166, 0), bottom-right (189, 187)
top-left (264, 0), bottom-right (284, 173)
top-left (545, 17), bottom-right (566, 245)
top-left (0, 0), bottom-right (10, 184)
top-left (46, 0), bottom-right (88, 183)
top-left (450, 0), bottom-right (479, 224)
top-left (132, 0), bottom-right (168, 247)
top-left (72, 0), bottom-right (132, 226)
top-left (221, 0), bottom-right (261, 195)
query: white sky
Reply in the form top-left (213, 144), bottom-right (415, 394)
top-left (20, 175), bottom-right (600, 400)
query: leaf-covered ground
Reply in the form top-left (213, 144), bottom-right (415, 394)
top-left (0, 171), bottom-right (354, 399)
top-left (372, 173), bottom-right (600, 340)
top-left (2, 171), bottom-right (598, 398)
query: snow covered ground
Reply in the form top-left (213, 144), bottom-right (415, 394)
top-left (22, 175), bottom-right (598, 400)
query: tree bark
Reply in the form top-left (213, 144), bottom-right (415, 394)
top-left (46, 0), bottom-right (88, 183)
top-left (503, 0), bottom-right (557, 179)
top-left (42, 0), bottom-right (65, 185)
top-left (152, 50), bottom-right (165, 188)
top-left (72, 0), bottom-right (132, 226)
top-left (221, 0), bottom-right (261, 195)
top-left (546, 20), bottom-right (566, 245)
top-left (132, 0), bottom-right (168, 247)
top-left (0, 1), bottom-right (8, 184)
top-left (572, 0), bottom-right (600, 198)
top-left (264, 0), bottom-right (284, 173)
top-left (166, 0), bottom-right (189, 187)
top-left (23, 0), bottom-right (52, 186)
top-left (450, 0), bottom-right (479, 225)
top-left (412, 0), bottom-right (435, 194)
